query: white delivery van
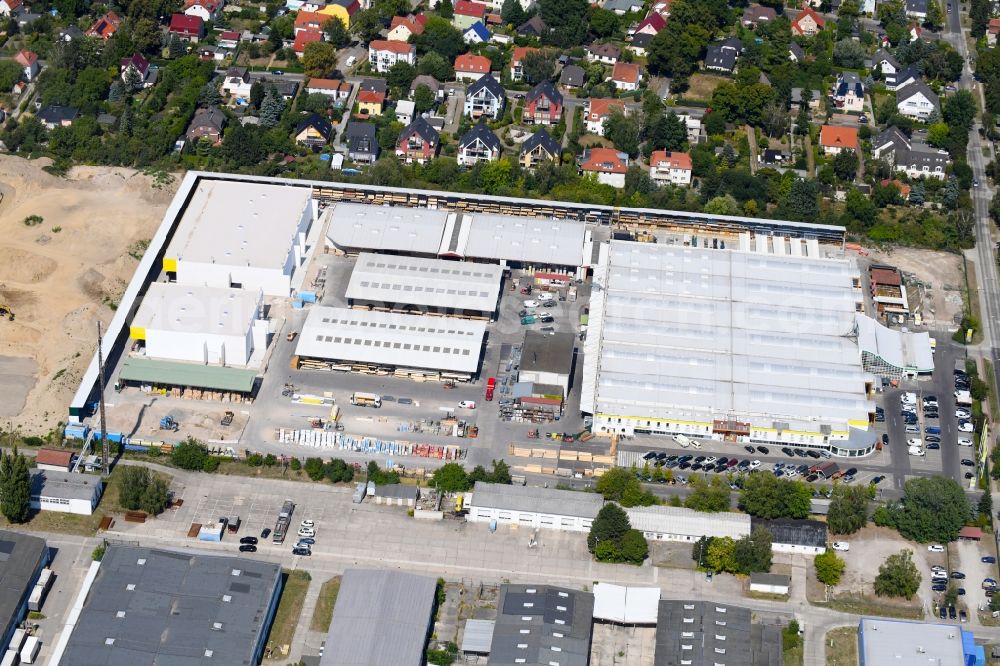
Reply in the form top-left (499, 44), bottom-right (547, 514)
top-left (674, 434), bottom-right (691, 448)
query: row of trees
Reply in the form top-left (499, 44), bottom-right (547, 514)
top-left (430, 460), bottom-right (513, 492)
top-left (692, 528), bottom-right (773, 575)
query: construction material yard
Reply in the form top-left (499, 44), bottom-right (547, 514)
top-left (0, 156), bottom-right (176, 431)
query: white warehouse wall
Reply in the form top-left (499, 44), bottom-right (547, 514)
top-left (145, 328), bottom-right (253, 367)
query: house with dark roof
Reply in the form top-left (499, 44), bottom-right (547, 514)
top-left (872, 48), bottom-right (900, 77)
top-left (897, 79), bottom-right (939, 120)
top-left (410, 74), bottom-right (442, 100)
top-left (628, 32), bottom-right (655, 56)
top-left (833, 71), bottom-right (865, 113)
top-left (873, 126), bottom-right (950, 179)
top-left (752, 518), bottom-right (828, 555)
top-left (905, 0), bottom-right (928, 20)
top-left (788, 42), bottom-right (806, 62)
top-left (294, 113), bottom-right (333, 148)
top-left (36, 105), bottom-right (78, 129)
top-left (169, 13), bottom-right (205, 40)
top-left (705, 37), bottom-right (742, 73)
top-left (458, 120), bottom-right (501, 166)
top-left (119, 53), bottom-right (151, 87)
top-left (886, 65), bottom-right (919, 92)
top-left (654, 601), bottom-right (783, 666)
top-left (396, 116), bottom-right (439, 163)
top-left (490, 585), bottom-right (594, 666)
top-left (587, 42), bottom-right (621, 65)
top-left (603, 0), bottom-right (643, 14)
top-left (520, 128), bottom-right (561, 168)
top-left (186, 107), bottom-right (227, 145)
top-left (0, 531), bottom-right (48, 653)
top-left (464, 73), bottom-right (505, 120)
top-left (523, 81), bottom-right (563, 125)
top-left (346, 122), bottom-right (379, 164)
top-left (517, 15), bottom-right (548, 37)
top-left (559, 64), bottom-right (585, 89)
top-left (742, 4), bottom-right (777, 27)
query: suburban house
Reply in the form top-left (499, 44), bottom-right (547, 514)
top-left (632, 12), bottom-right (665, 36)
top-left (560, 64), bottom-right (585, 89)
top-left (218, 30), bottom-right (240, 48)
top-left (0, 0), bottom-right (22, 16)
top-left (357, 87), bottom-right (386, 115)
top-left (791, 88), bottom-right (822, 110)
top-left (86, 11), bottom-right (121, 39)
top-left (896, 80), bottom-right (939, 120)
top-left (15, 50), bottom-right (38, 81)
top-left (587, 42), bottom-right (621, 65)
top-left (579, 147), bottom-right (629, 188)
top-left (818, 125), bottom-right (859, 155)
top-left (346, 122), bottom-right (379, 164)
top-left (35, 448), bottom-right (74, 473)
top-left (464, 73), bottom-right (505, 119)
top-left (59, 25), bottom-right (84, 41)
top-left (183, 0), bottom-right (223, 22)
top-left (395, 99), bottom-right (415, 125)
top-left (905, 0), bottom-right (928, 20)
top-left (520, 128), bottom-right (562, 168)
top-left (649, 150), bottom-right (693, 186)
top-left (523, 81), bottom-right (563, 125)
top-left (294, 113), bottom-right (333, 148)
top-left (886, 66), bottom-right (919, 92)
top-left (185, 107), bottom-right (226, 145)
top-left (611, 62), bottom-right (642, 91)
top-left (791, 6), bottom-right (824, 36)
top-left (452, 0), bottom-right (487, 29)
top-left (880, 178), bottom-right (911, 199)
top-left (832, 72), bottom-right (865, 113)
top-left (742, 4), bottom-right (776, 27)
top-left (119, 53), bottom-right (150, 86)
top-left (36, 105), bottom-right (78, 129)
top-left (464, 21), bottom-right (491, 43)
top-left (222, 67), bottom-right (252, 96)
top-left (293, 30), bottom-right (322, 54)
top-left (872, 48), bottom-right (899, 78)
top-left (294, 10), bottom-right (325, 33)
top-left (455, 53), bottom-right (492, 81)
top-left (410, 74), bottom-right (442, 99)
top-left (306, 78), bottom-right (352, 102)
top-left (677, 114), bottom-right (704, 144)
top-left (169, 13), bottom-right (205, 40)
top-left (628, 32), bottom-right (655, 57)
top-left (510, 46), bottom-right (538, 82)
top-left (873, 126), bottom-right (951, 179)
top-left (585, 98), bottom-right (626, 135)
top-left (604, 0), bottom-right (643, 14)
top-left (368, 40), bottom-right (416, 72)
top-left (988, 17), bottom-right (1000, 46)
top-left (761, 149), bottom-right (788, 166)
top-left (458, 121), bottom-right (502, 166)
top-left (396, 116), bottom-right (440, 164)
top-left (788, 43), bottom-right (806, 62)
top-left (388, 14), bottom-right (427, 41)
top-left (517, 15), bottom-right (547, 37)
top-left (705, 37), bottom-right (742, 73)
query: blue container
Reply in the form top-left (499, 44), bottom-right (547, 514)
top-left (64, 424), bottom-right (89, 440)
top-left (298, 291), bottom-right (317, 303)
top-left (291, 300), bottom-right (303, 309)
top-left (124, 444), bottom-right (150, 452)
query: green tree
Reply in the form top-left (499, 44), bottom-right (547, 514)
top-left (432, 462), bottom-right (470, 492)
top-left (895, 476), bottom-right (970, 543)
top-left (249, 81), bottom-right (266, 110)
top-left (925, 0), bottom-right (944, 29)
top-left (619, 529), bottom-right (649, 564)
top-left (350, 9), bottom-right (383, 42)
top-left (259, 87), bottom-right (285, 127)
top-left (733, 527), bottom-right (773, 574)
top-left (324, 458), bottom-right (354, 483)
top-left (648, 111), bottom-right (687, 152)
top-left (603, 108), bottom-right (642, 157)
top-left (589, 8), bottom-right (619, 38)
top-left (739, 473), bottom-right (811, 519)
top-left (387, 61), bottom-right (417, 92)
top-left (417, 52), bottom-right (455, 81)
top-left (1, 449), bottom-right (30, 524)
top-left (971, 0), bottom-right (991, 37)
top-left (414, 84), bottom-right (437, 114)
top-left (684, 476), bottom-right (731, 513)
top-left (832, 150), bottom-right (859, 182)
top-left (414, 16), bottom-right (465, 60)
top-left (323, 17), bottom-right (350, 49)
top-left (172, 439), bottom-right (209, 470)
top-left (522, 50), bottom-right (556, 85)
top-left (596, 467), bottom-right (655, 507)
top-left (827, 484), bottom-right (870, 535)
top-left (832, 38), bottom-right (865, 68)
top-left (814, 551), bottom-right (846, 586)
top-left (222, 124), bottom-right (266, 167)
top-left (539, 0), bottom-right (589, 47)
top-left (874, 549), bottom-right (921, 599)
top-left (979, 491), bottom-right (993, 521)
top-left (704, 195), bottom-right (739, 216)
top-left (302, 41), bottom-right (338, 78)
top-left (705, 536), bottom-right (738, 573)
top-left (500, 0), bottom-right (526, 26)
top-left (780, 178), bottom-right (819, 221)
top-left (304, 457), bottom-right (326, 481)
top-left (587, 502), bottom-right (631, 552)
top-left (438, 0), bottom-right (454, 18)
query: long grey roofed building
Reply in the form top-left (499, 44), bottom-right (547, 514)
top-left (327, 202), bottom-right (449, 255)
top-left (654, 600), bottom-right (783, 666)
top-left (582, 241), bottom-right (874, 450)
top-left (490, 585), bottom-right (594, 666)
top-left (469, 482), bottom-right (604, 519)
top-left (0, 531), bottom-right (47, 650)
top-left (345, 252), bottom-right (503, 315)
top-left (58, 545), bottom-right (282, 666)
top-left (320, 569), bottom-right (436, 666)
top-left (858, 617), bottom-right (975, 665)
top-left (295, 306), bottom-right (486, 374)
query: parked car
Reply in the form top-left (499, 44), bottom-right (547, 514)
top-left (958, 438), bottom-right (974, 447)
top-left (832, 542), bottom-right (850, 551)
top-left (951, 571), bottom-right (966, 579)
top-left (292, 547), bottom-right (311, 556)
top-left (458, 400), bottom-right (477, 409)
top-left (239, 544), bottom-right (257, 553)
top-left (983, 556), bottom-right (997, 564)
top-left (239, 536), bottom-right (258, 545)
top-left (958, 421), bottom-right (974, 433)
top-left (260, 528), bottom-right (271, 539)
top-left (523, 300), bottom-right (539, 308)
top-left (961, 459), bottom-right (975, 466)
top-left (757, 446), bottom-right (770, 455)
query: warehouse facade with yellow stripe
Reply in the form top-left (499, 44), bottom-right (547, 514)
top-left (581, 241), bottom-right (879, 457)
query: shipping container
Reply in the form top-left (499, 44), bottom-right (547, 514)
top-left (36, 569), bottom-right (52, 590)
top-left (28, 585), bottom-right (46, 612)
top-left (352, 482), bottom-right (367, 503)
top-left (19, 637), bottom-right (39, 665)
top-left (9, 629), bottom-right (26, 653)
top-left (297, 291), bottom-right (317, 303)
top-left (0, 648), bottom-right (17, 666)
top-left (63, 424), bottom-right (89, 440)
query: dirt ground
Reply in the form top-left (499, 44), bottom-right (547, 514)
top-left (863, 246), bottom-right (965, 328)
top-left (0, 156), bottom-right (177, 433)
top-left (834, 525), bottom-right (934, 613)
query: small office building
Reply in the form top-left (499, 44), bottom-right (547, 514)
top-left (345, 252), bottom-right (503, 319)
top-left (519, 331), bottom-right (575, 396)
top-left (466, 482), bottom-right (604, 532)
top-left (29, 470), bottom-right (103, 516)
top-left (163, 180), bottom-right (314, 296)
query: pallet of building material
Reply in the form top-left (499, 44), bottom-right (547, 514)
top-left (577, 452), bottom-right (593, 462)
top-left (524, 464), bottom-right (543, 474)
top-left (187, 523), bottom-right (202, 538)
top-left (559, 450), bottom-right (579, 461)
top-left (593, 455), bottom-right (615, 465)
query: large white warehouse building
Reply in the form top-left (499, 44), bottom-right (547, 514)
top-left (164, 180), bottom-right (314, 296)
top-left (130, 283), bottom-right (266, 367)
top-left (582, 241), bottom-right (878, 455)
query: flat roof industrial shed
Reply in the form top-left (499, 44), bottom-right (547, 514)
top-left (858, 618), bottom-right (978, 666)
top-left (654, 600), bottom-right (783, 666)
top-left (582, 241), bottom-right (874, 450)
top-left (320, 569), bottom-right (436, 666)
top-left (327, 202), bottom-right (449, 256)
top-left (55, 545), bottom-right (282, 666)
top-left (0, 531), bottom-right (48, 652)
top-left (345, 252), bottom-right (503, 317)
top-left (627, 505), bottom-right (751, 542)
top-left (295, 306), bottom-right (487, 375)
top-left (490, 585), bottom-right (594, 666)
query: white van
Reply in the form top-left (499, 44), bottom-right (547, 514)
top-left (346, 55), bottom-right (357, 67)
top-left (689, 439), bottom-right (702, 449)
top-left (674, 434), bottom-right (691, 448)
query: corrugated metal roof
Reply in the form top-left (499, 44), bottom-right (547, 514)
top-left (592, 583), bottom-right (659, 624)
top-left (461, 619), bottom-right (494, 653)
top-left (469, 482), bottom-right (603, 519)
top-left (626, 506), bottom-right (751, 540)
top-left (118, 357), bottom-right (258, 393)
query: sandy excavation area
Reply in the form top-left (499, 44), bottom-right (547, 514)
top-left (0, 156), bottom-right (177, 433)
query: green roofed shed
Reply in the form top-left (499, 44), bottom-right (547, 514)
top-left (118, 358), bottom-right (258, 393)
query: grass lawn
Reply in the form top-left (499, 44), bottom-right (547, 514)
top-left (265, 569), bottom-right (312, 661)
top-left (818, 594), bottom-right (923, 620)
top-left (784, 643), bottom-right (804, 666)
top-left (310, 575), bottom-right (342, 632)
top-left (683, 73), bottom-right (728, 102)
top-left (825, 626), bottom-right (858, 666)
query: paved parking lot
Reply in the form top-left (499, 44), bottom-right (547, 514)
top-left (953, 539), bottom-right (1000, 622)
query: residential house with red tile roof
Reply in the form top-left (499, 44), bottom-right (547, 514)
top-left (86, 11), bottom-right (121, 39)
top-left (510, 46), bottom-right (539, 82)
top-left (452, 0), bottom-right (487, 29)
top-left (819, 125), bottom-right (859, 155)
top-left (306, 78), bottom-right (353, 102)
top-left (15, 50), bottom-right (38, 81)
top-left (388, 14), bottom-right (427, 41)
top-left (368, 40), bottom-right (416, 72)
top-left (293, 29), bottom-right (323, 54)
top-left (649, 150), bottom-right (693, 186)
top-left (455, 53), bottom-right (492, 81)
top-left (579, 147), bottom-right (629, 188)
top-left (611, 62), bottom-right (641, 91)
top-left (295, 11), bottom-right (326, 34)
top-left (584, 98), bottom-right (626, 135)
top-left (0, 0), bottom-right (22, 16)
top-left (169, 13), bottom-right (205, 41)
top-left (791, 6), bottom-right (824, 36)
top-left (631, 12), bottom-right (665, 36)
top-left (184, 0), bottom-right (223, 22)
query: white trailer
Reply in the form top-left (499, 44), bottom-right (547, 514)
top-left (0, 649), bottom-right (17, 666)
top-left (19, 636), bottom-right (39, 664)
